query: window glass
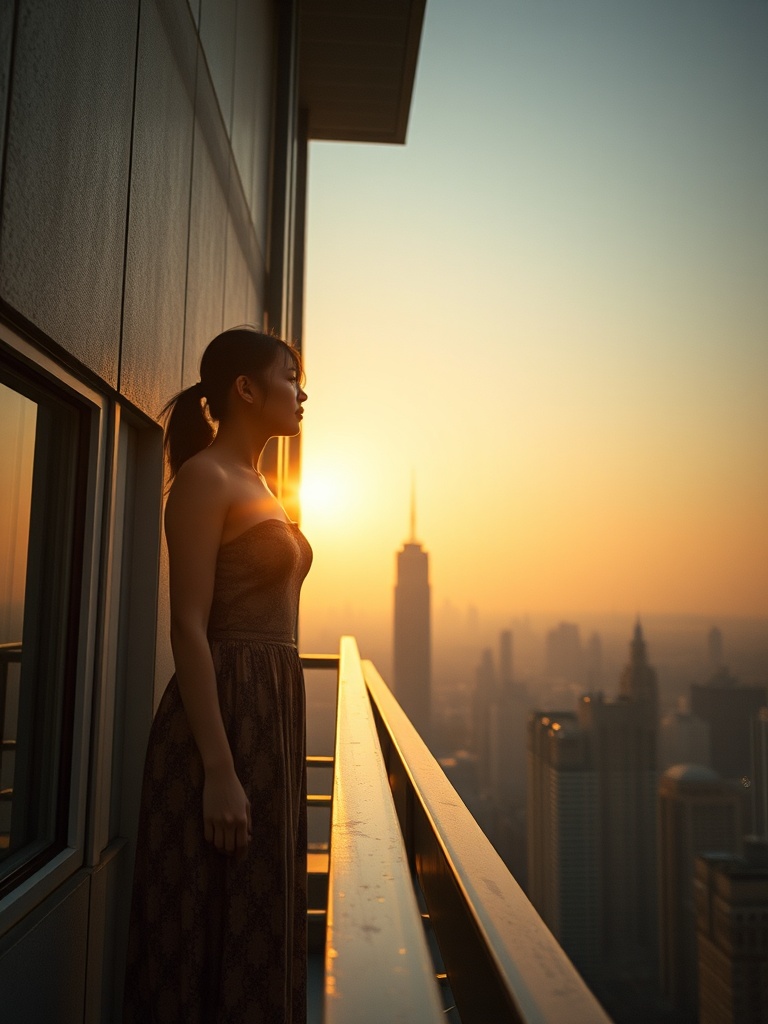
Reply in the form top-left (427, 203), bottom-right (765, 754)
top-left (0, 384), bottom-right (35, 856)
top-left (0, 367), bottom-right (85, 892)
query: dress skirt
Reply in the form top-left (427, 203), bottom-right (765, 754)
top-left (124, 637), bottom-right (307, 1024)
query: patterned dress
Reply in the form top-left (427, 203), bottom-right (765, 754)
top-left (125, 519), bottom-right (312, 1024)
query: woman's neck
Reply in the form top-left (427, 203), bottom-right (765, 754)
top-left (209, 419), bottom-right (268, 473)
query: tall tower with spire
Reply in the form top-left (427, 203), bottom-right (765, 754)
top-left (620, 620), bottom-right (659, 711)
top-left (393, 483), bottom-right (431, 742)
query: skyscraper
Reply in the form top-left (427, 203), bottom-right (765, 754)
top-left (471, 647), bottom-right (496, 790)
top-left (586, 622), bottom-right (659, 976)
top-left (658, 765), bottom-right (742, 1018)
top-left (690, 631), bottom-right (767, 784)
top-left (527, 623), bottom-right (661, 999)
top-left (659, 704), bottom-right (710, 772)
top-left (544, 621), bottom-right (584, 685)
top-left (393, 490), bottom-right (431, 741)
top-left (695, 839), bottom-right (768, 1024)
top-left (707, 626), bottom-right (724, 674)
top-left (499, 629), bottom-right (513, 691)
top-left (753, 706), bottom-right (768, 839)
top-left (527, 710), bottom-right (601, 982)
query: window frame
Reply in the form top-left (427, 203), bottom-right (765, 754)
top-left (0, 322), bottom-right (111, 931)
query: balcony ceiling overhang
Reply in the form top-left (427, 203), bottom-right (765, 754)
top-left (299, 0), bottom-right (427, 144)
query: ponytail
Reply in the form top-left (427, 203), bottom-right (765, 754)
top-left (161, 381), bottom-right (215, 481)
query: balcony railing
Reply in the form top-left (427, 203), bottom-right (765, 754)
top-left (302, 637), bottom-right (612, 1024)
top-left (0, 642), bottom-right (21, 851)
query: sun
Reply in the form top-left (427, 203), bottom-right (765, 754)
top-left (299, 463), bottom-right (349, 528)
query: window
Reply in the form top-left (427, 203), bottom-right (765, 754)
top-left (0, 359), bottom-right (88, 896)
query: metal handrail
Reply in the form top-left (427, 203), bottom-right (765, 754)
top-left (321, 637), bottom-right (444, 1024)
top-left (363, 658), bottom-right (614, 1024)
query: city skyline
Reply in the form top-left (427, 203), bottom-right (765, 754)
top-left (297, 0), bottom-right (768, 630)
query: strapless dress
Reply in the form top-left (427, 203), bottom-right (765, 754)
top-left (125, 519), bottom-right (312, 1024)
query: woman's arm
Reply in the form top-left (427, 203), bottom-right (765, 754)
top-left (165, 458), bottom-right (251, 857)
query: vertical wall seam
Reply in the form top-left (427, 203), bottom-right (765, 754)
top-left (116, 0), bottom-right (143, 396)
top-left (219, 0), bottom-right (239, 333)
top-left (179, 20), bottom-right (201, 387)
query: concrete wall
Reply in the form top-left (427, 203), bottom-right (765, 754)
top-left (0, 0), bottom-right (279, 415)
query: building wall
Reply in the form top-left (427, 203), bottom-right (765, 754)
top-left (582, 694), bottom-right (659, 974)
top-left (695, 848), bottom-right (768, 1024)
top-left (549, 766), bottom-right (600, 979)
top-left (0, 1), bottom-right (303, 1019)
top-left (527, 712), bottom-right (602, 982)
top-left (753, 708), bottom-right (768, 839)
top-left (658, 772), bottom-right (742, 1016)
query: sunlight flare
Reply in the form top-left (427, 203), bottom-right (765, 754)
top-left (299, 463), bottom-right (350, 526)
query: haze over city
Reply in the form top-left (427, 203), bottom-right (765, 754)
top-left (297, 0), bottom-right (768, 655)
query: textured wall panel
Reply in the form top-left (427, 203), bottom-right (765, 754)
top-left (0, 0), bottom-right (138, 386)
top-left (0, 874), bottom-right (89, 1022)
top-left (182, 55), bottom-right (230, 384)
top-left (120, 0), bottom-right (196, 415)
top-left (244, 259), bottom-right (260, 328)
top-left (246, 0), bottom-right (275, 259)
top-left (199, 0), bottom-right (237, 131)
top-left (231, 0), bottom-right (259, 219)
top-left (222, 225), bottom-right (249, 330)
top-left (223, 144), bottom-right (266, 331)
top-left (0, 2), bottom-right (14, 200)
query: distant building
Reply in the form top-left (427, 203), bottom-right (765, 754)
top-left (707, 627), bottom-right (724, 674)
top-left (592, 622), bottom-right (659, 976)
top-left (489, 661), bottom-right (529, 809)
top-left (584, 631), bottom-right (603, 689)
top-left (464, 632), bottom-right (530, 883)
top-left (658, 764), bottom-right (742, 1020)
top-left (471, 647), bottom-right (496, 789)
top-left (393, 495), bottom-right (431, 742)
top-left (527, 710), bottom-right (601, 981)
top-left (499, 629), bottom-right (514, 691)
top-left (660, 705), bottom-right (711, 771)
top-left (690, 640), bottom-right (767, 783)
top-left (695, 838), bottom-right (768, 1024)
top-left (752, 707), bottom-right (768, 839)
top-left (528, 622), bottom-right (660, 993)
top-left (545, 621), bottom-right (584, 685)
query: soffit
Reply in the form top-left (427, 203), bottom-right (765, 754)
top-left (299, 0), bottom-right (426, 144)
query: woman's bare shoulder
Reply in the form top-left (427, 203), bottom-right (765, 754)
top-left (166, 450), bottom-right (230, 526)
top-left (172, 449), bottom-right (229, 489)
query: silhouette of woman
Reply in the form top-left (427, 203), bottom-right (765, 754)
top-left (124, 327), bottom-right (311, 1024)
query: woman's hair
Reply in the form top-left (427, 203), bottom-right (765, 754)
top-left (161, 327), bottom-right (302, 479)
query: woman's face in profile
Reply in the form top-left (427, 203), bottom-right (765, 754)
top-left (253, 355), bottom-right (307, 437)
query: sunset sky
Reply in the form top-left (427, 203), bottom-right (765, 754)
top-left (298, 0), bottom-right (768, 639)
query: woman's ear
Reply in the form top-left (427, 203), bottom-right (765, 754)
top-left (233, 374), bottom-right (258, 404)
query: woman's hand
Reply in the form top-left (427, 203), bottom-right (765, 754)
top-left (203, 765), bottom-right (253, 860)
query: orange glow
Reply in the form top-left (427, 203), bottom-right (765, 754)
top-left (299, 4), bottom-right (768, 640)
top-left (299, 462), bottom-right (352, 527)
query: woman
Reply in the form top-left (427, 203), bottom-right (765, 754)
top-left (124, 327), bottom-right (312, 1024)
